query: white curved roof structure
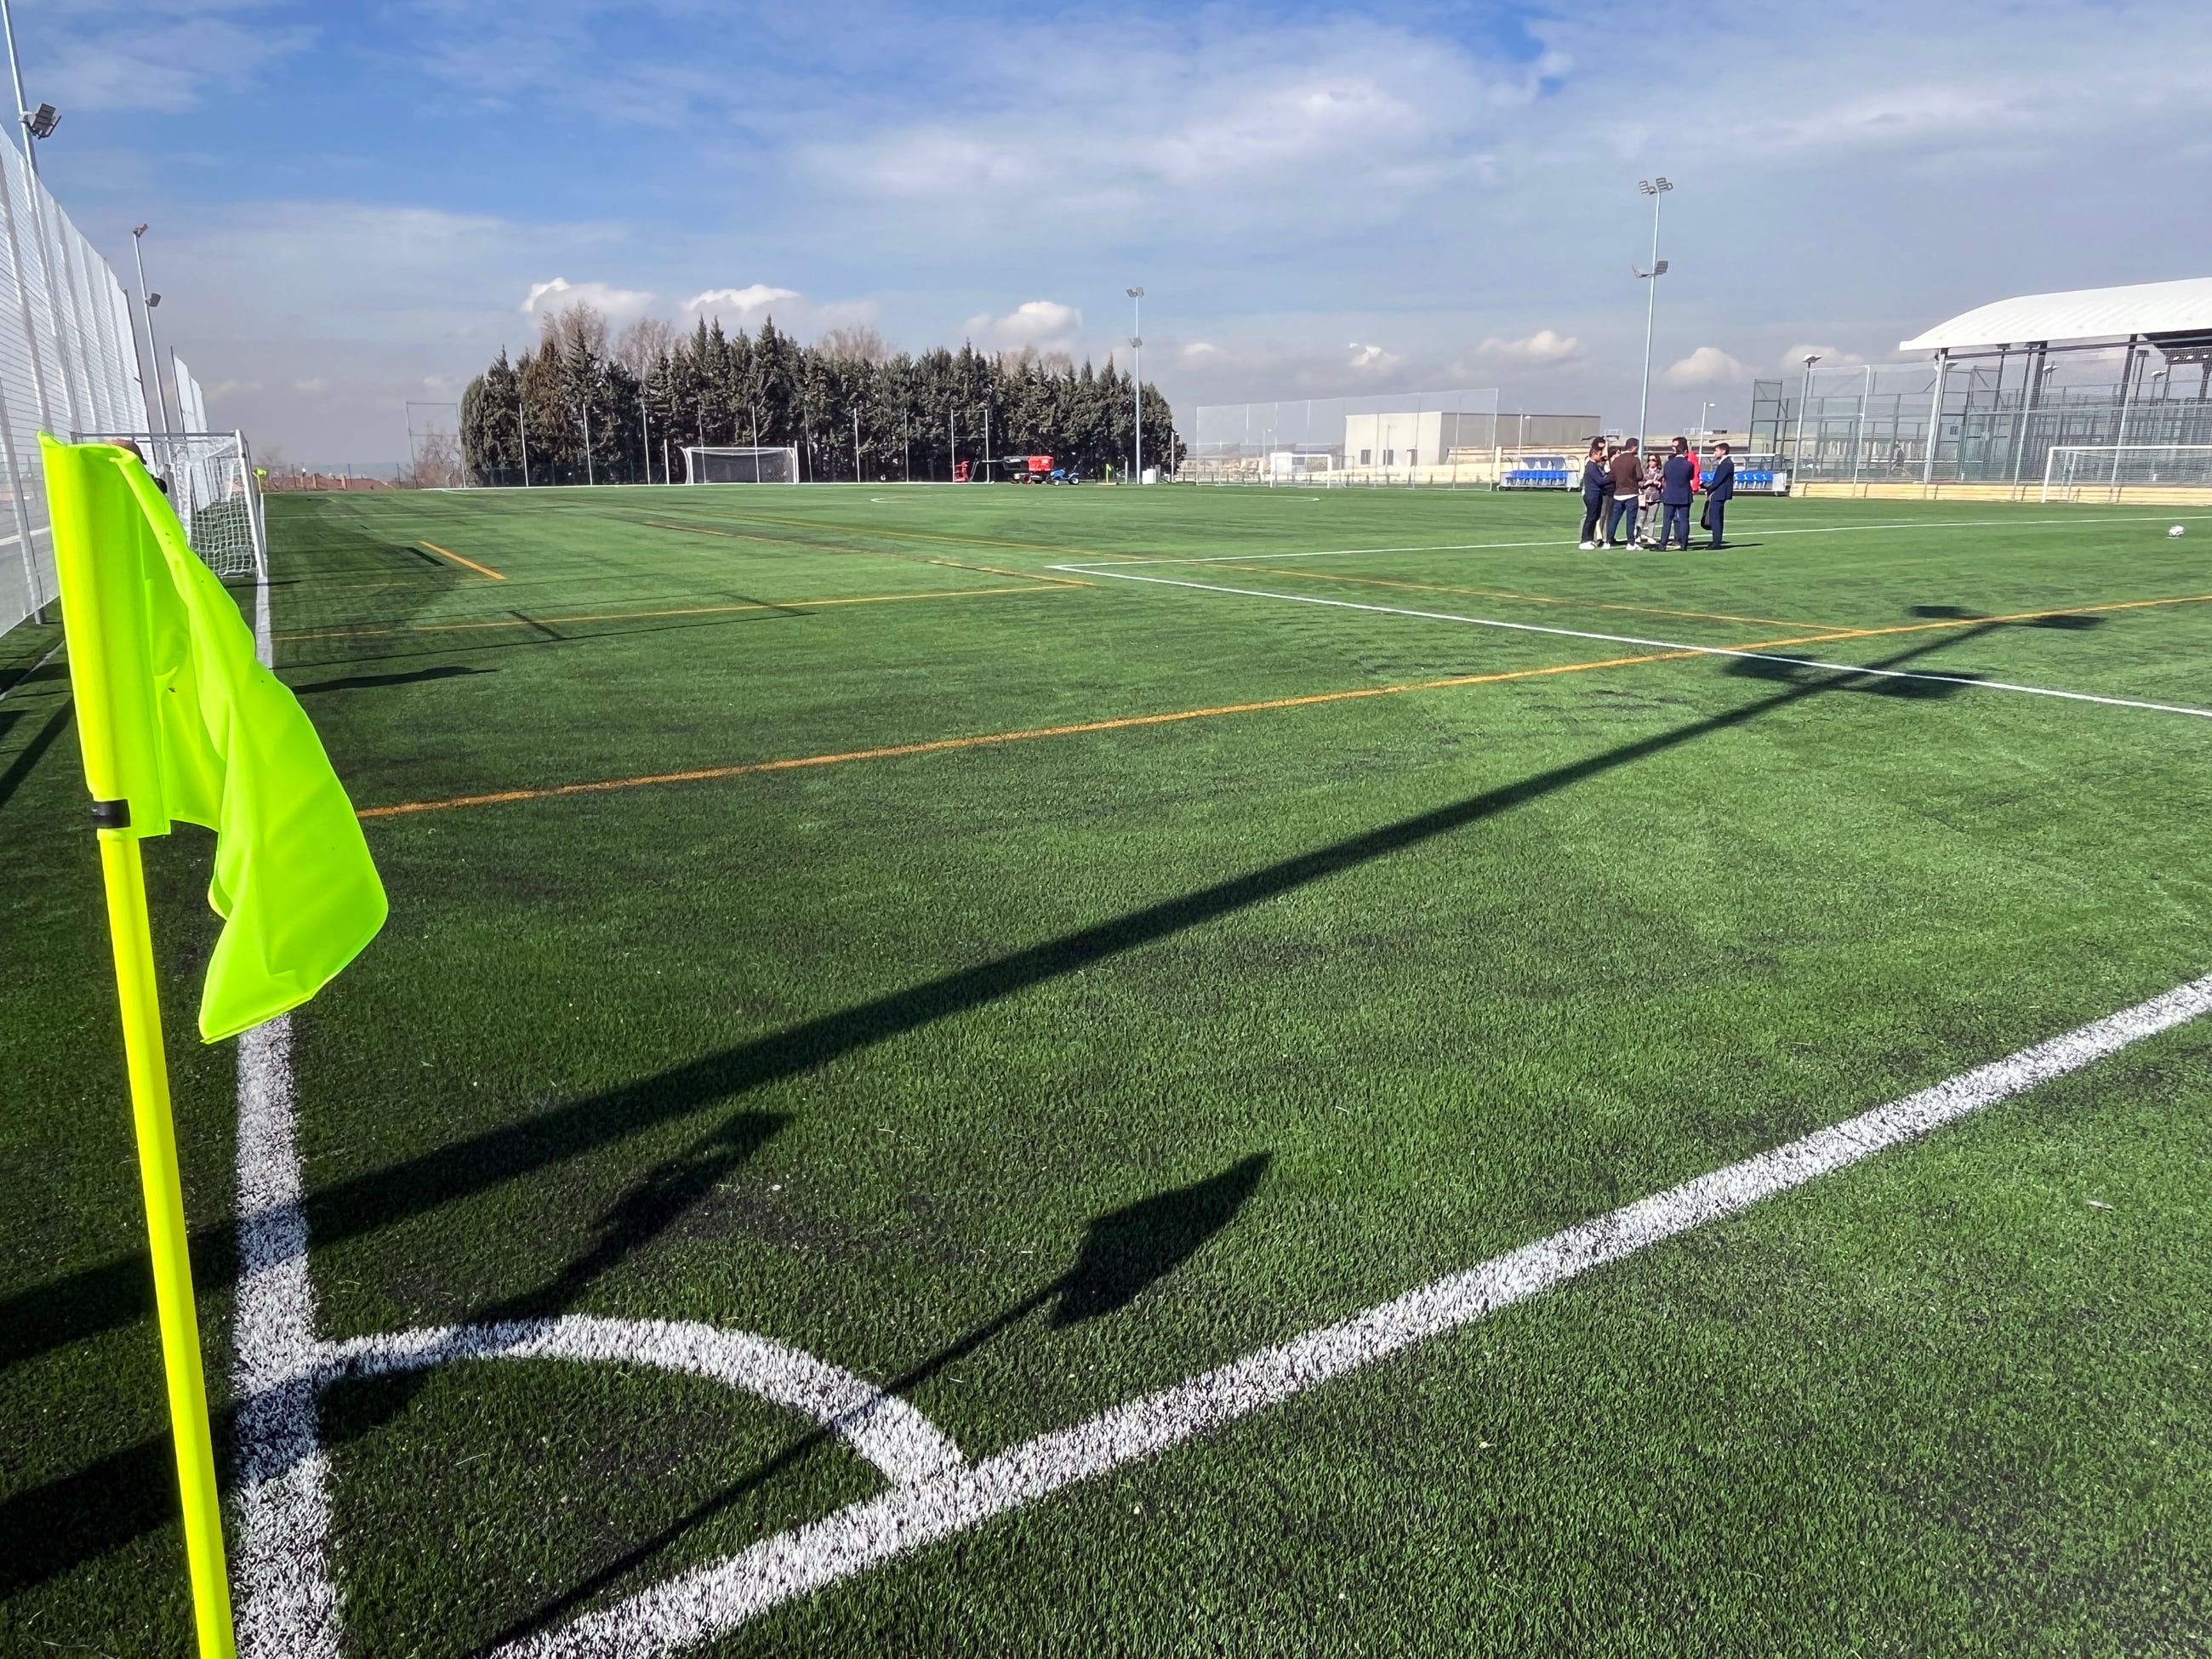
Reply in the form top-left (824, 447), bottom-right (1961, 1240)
top-left (1900, 276), bottom-right (2212, 352)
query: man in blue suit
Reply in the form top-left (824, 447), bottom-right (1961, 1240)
top-left (1703, 442), bottom-right (1736, 548)
top-left (1660, 436), bottom-right (1696, 550)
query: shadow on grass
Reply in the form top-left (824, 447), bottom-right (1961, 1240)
top-left (477, 1152), bottom-right (1272, 1651)
top-left (291, 664), bottom-right (496, 696)
top-left (0, 700), bottom-right (72, 816)
top-left (0, 616), bottom-right (2073, 1592)
top-left (0, 1109), bottom-right (790, 1602)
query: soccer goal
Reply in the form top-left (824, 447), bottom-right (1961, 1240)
top-left (683, 445), bottom-right (800, 485)
top-left (79, 430), bottom-right (267, 580)
top-left (2041, 445), bottom-right (2212, 504)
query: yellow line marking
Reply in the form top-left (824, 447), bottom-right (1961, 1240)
top-left (1730, 589), bottom-right (2212, 653)
top-left (1212, 563), bottom-right (1844, 634)
top-left (350, 584), bottom-right (2212, 821)
top-left (667, 506), bottom-right (1114, 562)
top-left (357, 649), bottom-right (1692, 818)
top-left (419, 541), bottom-right (506, 581)
top-left (638, 516), bottom-right (1091, 587)
top-left (276, 583), bottom-right (1069, 643)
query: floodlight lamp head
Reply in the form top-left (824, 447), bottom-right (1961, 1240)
top-left (1804, 354), bottom-right (1821, 368)
top-left (1129, 335), bottom-right (1143, 349)
top-left (1126, 286), bottom-right (1144, 298)
top-left (133, 222), bottom-right (149, 238)
top-left (145, 292), bottom-right (161, 307)
top-left (1653, 259), bottom-right (1669, 276)
top-left (25, 103), bottom-right (58, 140)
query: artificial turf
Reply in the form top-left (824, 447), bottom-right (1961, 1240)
top-left (3, 481), bottom-right (2211, 1654)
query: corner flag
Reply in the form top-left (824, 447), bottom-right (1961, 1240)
top-left (45, 436), bottom-right (386, 1037)
top-left (43, 436), bottom-right (387, 1659)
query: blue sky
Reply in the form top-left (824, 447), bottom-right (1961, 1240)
top-left (19, 0), bottom-right (2212, 462)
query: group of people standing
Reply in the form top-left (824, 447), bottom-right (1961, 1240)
top-left (1578, 436), bottom-right (1734, 550)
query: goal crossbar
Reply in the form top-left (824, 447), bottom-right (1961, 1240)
top-left (683, 446), bottom-right (799, 485)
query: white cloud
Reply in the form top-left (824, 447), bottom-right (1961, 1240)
top-left (1347, 341), bottom-right (1403, 372)
top-left (685, 283), bottom-right (803, 318)
top-left (294, 377), bottom-right (328, 395)
top-left (1781, 344), bottom-right (1867, 369)
top-left (522, 276), bottom-right (655, 318)
top-left (1479, 328), bottom-right (1582, 365)
top-left (961, 299), bottom-right (1084, 350)
top-left (1182, 341), bottom-right (1223, 360)
top-left (1663, 346), bottom-right (1753, 387)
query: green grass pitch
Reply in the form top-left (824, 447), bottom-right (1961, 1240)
top-left (5, 480), bottom-right (2212, 1654)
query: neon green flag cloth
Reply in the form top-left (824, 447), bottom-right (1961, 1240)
top-left (43, 436), bottom-right (386, 1040)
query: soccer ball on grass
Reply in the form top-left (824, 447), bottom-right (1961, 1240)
top-left (2170, 524), bottom-right (2187, 538)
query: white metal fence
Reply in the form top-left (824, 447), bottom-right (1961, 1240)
top-left (0, 142), bottom-right (238, 636)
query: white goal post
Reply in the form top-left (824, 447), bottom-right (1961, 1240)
top-left (78, 429), bottom-right (267, 579)
top-left (683, 446), bottom-right (800, 485)
top-left (2041, 445), bottom-right (2212, 503)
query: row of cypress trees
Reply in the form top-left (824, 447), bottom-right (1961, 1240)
top-left (459, 307), bottom-right (1182, 486)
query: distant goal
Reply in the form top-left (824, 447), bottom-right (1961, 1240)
top-left (2041, 445), bottom-right (2212, 503)
top-left (683, 445), bottom-right (800, 485)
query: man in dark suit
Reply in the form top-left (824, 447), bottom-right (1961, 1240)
top-left (1703, 442), bottom-right (1736, 548)
top-left (1660, 436), bottom-right (1696, 550)
top-left (1577, 440), bottom-right (1608, 549)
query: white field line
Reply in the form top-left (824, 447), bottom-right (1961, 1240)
top-left (499, 970), bottom-right (2212, 1658)
top-left (1069, 512), bottom-right (2212, 567)
top-left (1050, 567), bottom-right (2212, 722)
top-left (311, 1317), bottom-right (966, 1486)
top-left (231, 1013), bottom-right (344, 1658)
top-left (233, 553), bottom-right (347, 1656)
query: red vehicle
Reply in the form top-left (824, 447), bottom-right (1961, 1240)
top-left (1001, 453), bottom-right (1077, 483)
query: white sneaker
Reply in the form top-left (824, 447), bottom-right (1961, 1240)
top-left (1578, 540), bottom-right (1596, 550)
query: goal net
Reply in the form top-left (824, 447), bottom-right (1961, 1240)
top-left (2041, 445), bottom-right (2212, 503)
top-left (684, 445), bottom-right (800, 485)
top-left (78, 430), bottom-right (267, 579)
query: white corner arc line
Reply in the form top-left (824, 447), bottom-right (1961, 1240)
top-left (312, 1316), bottom-right (965, 1487)
top-left (1049, 567), bottom-right (2212, 721)
top-left (496, 970), bottom-right (2212, 1658)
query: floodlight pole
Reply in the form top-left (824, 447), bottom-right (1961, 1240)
top-left (852, 409), bottom-right (860, 482)
top-left (1, 0), bottom-right (38, 179)
top-left (639, 385), bottom-right (651, 484)
top-left (130, 226), bottom-right (175, 436)
top-left (1633, 179), bottom-right (1672, 449)
top-left (1127, 286), bottom-right (1144, 482)
top-left (1793, 353), bottom-right (1821, 482)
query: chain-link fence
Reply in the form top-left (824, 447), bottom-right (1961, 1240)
top-left (1748, 349), bottom-right (2212, 490)
top-left (1179, 389), bottom-right (1603, 487)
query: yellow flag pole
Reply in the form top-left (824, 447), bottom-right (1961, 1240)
top-left (95, 820), bottom-right (237, 1659)
top-left (46, 436), bottom-right (238, 1657)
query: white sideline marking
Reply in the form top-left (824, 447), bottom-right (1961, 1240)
top-left (232, 1014), bottom-right (345, 1658)
top-left (312, 1317), bottom-right (965, 1486)
top-left (1049, 567), bottom-right (2212, 721)
top-left (498, 971), bottom-right (2212, 1656)
top-left (1071, 512), bottom-right (2212, 567)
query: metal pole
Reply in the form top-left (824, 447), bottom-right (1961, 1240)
top-left (1, 0), bottom-right (36, 175)
top-left (2111, 337), bottom-right (2141, 499)
top-left (130, 229), bottom-right (173, 436)
top-left (1634, 184), bottom-right (1667, 448)
top-left (1921, 351), bottom-right (1947, 489)
top-left (853, 408), bottom-right (861, 481)
top-left (2010, 343), bottom-right (2043, 495)
top-left (1851, 364), bottom-right (1871, 487)
top-left (580, 392), bottom-right (594, 487)
top-left (516, 390), bottom-right (531, 487)
top-left (1133, 293), bottom-right (1142, 482)
top-left (639, 386), bottom-right (650, 484)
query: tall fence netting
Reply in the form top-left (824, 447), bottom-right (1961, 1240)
top-left (0, 146), bottom-right (257, 637)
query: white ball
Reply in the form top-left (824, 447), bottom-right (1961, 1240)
top-left (2171, 524), bottom-right (2187, 538)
